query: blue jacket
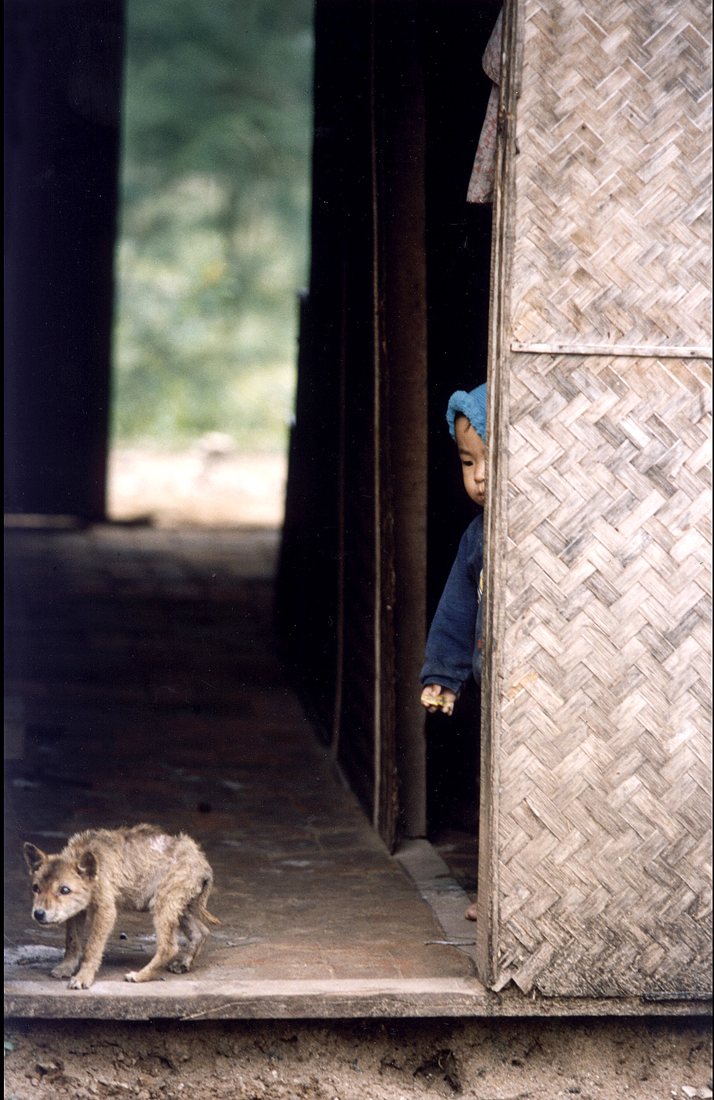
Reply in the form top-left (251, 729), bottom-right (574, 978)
top-left (420, 514), bottom-right (483, 694)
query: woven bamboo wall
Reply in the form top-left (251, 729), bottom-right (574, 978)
top-left (511, 0), bottom-right (711, 350)
top-left (492, 0), bottom-right (712, 996)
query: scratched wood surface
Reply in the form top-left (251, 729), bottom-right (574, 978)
top-left (488, 0), bottom-right (712, 997)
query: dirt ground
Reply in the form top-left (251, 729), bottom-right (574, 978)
top-left (3, 1015), bottom-right (712, 1100)
top-left (106, 445), bottom-right (287, 528)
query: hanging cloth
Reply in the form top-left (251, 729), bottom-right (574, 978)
top-left (466, 8), bottom-right (503, 204)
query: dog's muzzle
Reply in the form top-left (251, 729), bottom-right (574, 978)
top-left (33, 909), bottom-right (47, 923)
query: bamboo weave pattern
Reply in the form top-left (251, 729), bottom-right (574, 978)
top-left (494, 0), bottom-right (712, 996)
top-left (511, 0), bottom-right (712, 349)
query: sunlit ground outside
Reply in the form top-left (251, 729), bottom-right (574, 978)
top-left (108, 0), bottom-right (313, 527)
top-left (108, 445), bottom-right (287, 527)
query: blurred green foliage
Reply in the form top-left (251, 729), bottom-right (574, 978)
top-left (112, 0), bottom-right (313, 450)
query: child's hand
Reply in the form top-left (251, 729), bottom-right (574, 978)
top-left (420, 684), bottom-right (456, 715)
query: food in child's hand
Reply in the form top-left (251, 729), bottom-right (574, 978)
top-left (420, 689), bottom-right (455, 715)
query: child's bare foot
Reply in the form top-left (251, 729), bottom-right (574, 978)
top-left (465, 901), bottom-right (478, 921)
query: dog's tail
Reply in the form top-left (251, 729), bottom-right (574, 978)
top-left (197, 876), bottom-right (221, 926)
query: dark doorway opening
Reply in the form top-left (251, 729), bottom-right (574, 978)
top-left (422, 0), bottom-right (500, 835)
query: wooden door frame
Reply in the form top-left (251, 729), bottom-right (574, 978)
top-left (323, 0), bottom-right (427, 851)
top-left (374, 0), bottom-right (429, 843)
top-left (476, 0), bottom-right (523, 986)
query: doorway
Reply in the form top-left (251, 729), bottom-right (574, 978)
top-left (108, 0), bottom-right (314, 530)
top-left (422, 0), bottom-right (500, 836)
top-left (278, 0), bottom-right (502, 854)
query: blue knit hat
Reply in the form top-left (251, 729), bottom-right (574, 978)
top-left (446, 383), bottom-right (487, 440)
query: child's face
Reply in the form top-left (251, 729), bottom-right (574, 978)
top-left (455, 415), bottom-right (486, 507)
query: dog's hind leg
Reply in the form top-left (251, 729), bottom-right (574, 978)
top-left (51, 911), bottom-right (86, 979)
top-left (167, 909), bottom-right (209, 973)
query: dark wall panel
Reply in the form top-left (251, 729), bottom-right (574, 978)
top-left (5, 0), bottom-right (124, 518)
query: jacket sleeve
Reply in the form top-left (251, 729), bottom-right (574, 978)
top-left (420, 521), bottom-right (482, 695)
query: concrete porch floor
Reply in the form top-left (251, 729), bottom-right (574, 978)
top-left (4, 525), bottom-right (493, 1020)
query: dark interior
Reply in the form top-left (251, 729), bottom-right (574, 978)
top-left (422, 0), bottom-right (499, 831)
top-left (5, 0), bottom-right (501, 849)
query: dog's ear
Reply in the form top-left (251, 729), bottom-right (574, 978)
top-left (23, 842), bottom-right (47, 873)
top-left (76, 850), bottom-right (98, 879)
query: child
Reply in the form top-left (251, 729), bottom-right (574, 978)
top-left (420, 382), bottom-right (486, 715)
top-left (420, 384), bottom-right (486, 919)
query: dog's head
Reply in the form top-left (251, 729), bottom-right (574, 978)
top-left (23, 843), bottom-right (97, 925)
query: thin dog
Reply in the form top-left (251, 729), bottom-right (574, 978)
top-left (24, 824), bottom-right (219, 988)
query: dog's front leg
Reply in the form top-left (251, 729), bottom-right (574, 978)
top-left (51, 911), bottom-right (86, 979)
top-left (68, 901), bottom-right (116, 989)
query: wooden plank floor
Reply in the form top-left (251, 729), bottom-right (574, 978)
top-left (4, 526), bottom-right (486, 1019)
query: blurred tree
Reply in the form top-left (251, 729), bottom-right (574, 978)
top-left (112, 0), bottom-right (313, 449)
